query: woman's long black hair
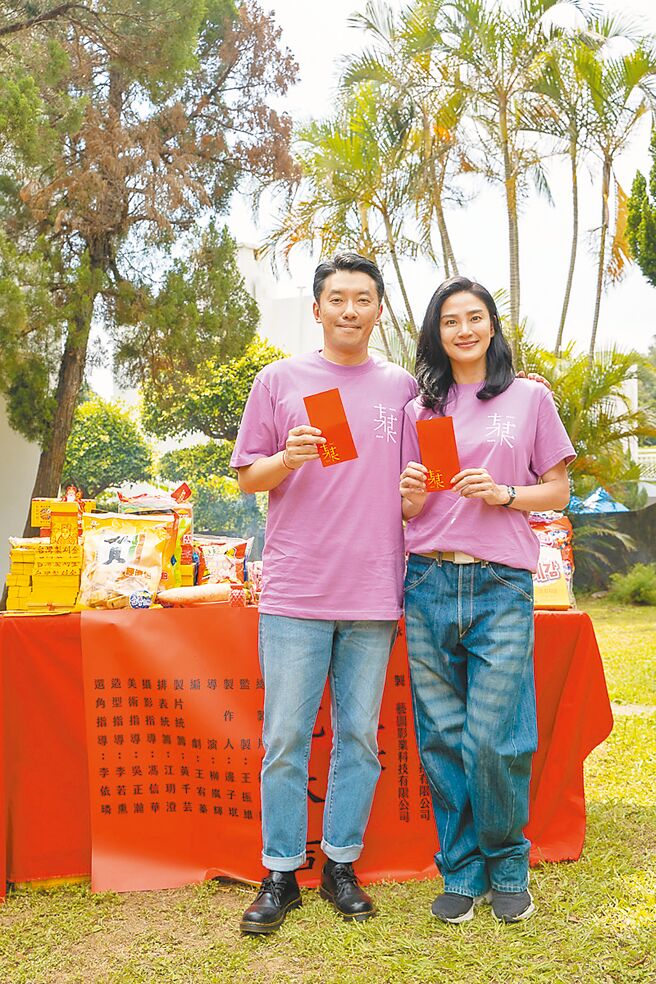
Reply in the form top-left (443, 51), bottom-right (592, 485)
top-left (415, 276), bottom-right (515, 414)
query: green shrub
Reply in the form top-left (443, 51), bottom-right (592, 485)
top-left (608, 563), bottom-right (656, 605)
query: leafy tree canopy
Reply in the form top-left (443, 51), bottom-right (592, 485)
top-left (0, 0), bottom-right (297, 521)
top-left (142, 337), bottom-right (287, 441)
top-left (159, 440), bottom-right (235, 484)
top-left (192, 474), bottom-right (263, 537)
top-left (116, 223), bottom-right (259, 399)
top-left (628, 130), bottom-right (656, 290)
top-left (62, 395), bottom-right (153, 497)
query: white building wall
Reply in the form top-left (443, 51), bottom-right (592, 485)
top-left (0, 398), bottom-right (40, 588)
top-left (237, 245), bottom-right (319, 356)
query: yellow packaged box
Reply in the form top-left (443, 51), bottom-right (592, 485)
top-left (50, 502), bottom-right (80, 547)
top-left (30, 498), bottom-right (60, 529)
top-left (6, 573), bottom-right (31, 587)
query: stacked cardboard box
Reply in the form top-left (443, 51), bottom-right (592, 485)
top-left (6, 539), bottom-right (39, 610)
top-left (29, 542), bottom-right (83, 610)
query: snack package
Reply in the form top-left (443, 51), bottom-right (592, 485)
top-left (117, 482), bottom-right (192, 513)
top-left (118, 484), bottom-right (192, 588)
top-left (533, 545), bottom-right (571, 610)
top-left (529, 511), bottom-right (575, 607)
top-left (195, 536), bottom-right (253, 584)
top-left (78, 513), bottom-right (174, 610)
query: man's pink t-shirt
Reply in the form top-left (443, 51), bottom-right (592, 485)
top-left (231, 350), bottom-right (417, 619)
top-left (401, 379), bottom-right (576, 572)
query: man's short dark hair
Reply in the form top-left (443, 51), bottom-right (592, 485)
top-left (313, 252), bottom-right (385, 303)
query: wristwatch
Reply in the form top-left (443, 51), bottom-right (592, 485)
top-left (502, 485), bottom-right (517, 508)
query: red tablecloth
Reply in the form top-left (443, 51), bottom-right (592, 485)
top-left (0, 608), bottom-right (612, 896)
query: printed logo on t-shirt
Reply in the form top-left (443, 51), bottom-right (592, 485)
top-left (486, 413), bottom-right (516, 448)
top-left (374, 404), bottom-right (398, 443)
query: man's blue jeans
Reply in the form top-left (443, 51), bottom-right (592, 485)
top-left (258, 614), bottom-right (397, 871)
top-left (404, 554), bottom-right (537, 897)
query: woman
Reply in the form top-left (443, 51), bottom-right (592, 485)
top-left (399, 276), bottom-right (575, 925)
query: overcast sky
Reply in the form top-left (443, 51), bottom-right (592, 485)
top-left (227, 0), bottom-right (656, 356)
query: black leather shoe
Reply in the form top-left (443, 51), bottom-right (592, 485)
top-left (240, 870), bottom-right (302, 934)
top-left (319, 860), bottom-right (376, 921)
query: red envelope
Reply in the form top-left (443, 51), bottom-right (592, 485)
top-left (303, 388), bottom-right (358, 467)
top-left (416, 417), bottom-right (461, 492)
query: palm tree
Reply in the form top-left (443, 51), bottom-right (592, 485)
top-left (517, 343), bottom-right (656, 495)
top-left (521, 37), bottom-right (592, 354)
top-left (578, 36), bottom-right (656, 359)
top-left (343, 0), bottom-right (467, 279)
top-left (264, 83), bottom-right (421, 357)
top-left (446, 0), bottom-right (571, 350)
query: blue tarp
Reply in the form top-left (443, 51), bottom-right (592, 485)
top-left (568, 488), bottom-right (629, 514)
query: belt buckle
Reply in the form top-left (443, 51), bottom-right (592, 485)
top-left (453, 551), bottom-right (476, 564)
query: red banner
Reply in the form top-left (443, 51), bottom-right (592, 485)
top-left (0, 608), bottom-right (613, 896)
top-left (80, 608), bottom-right (436, 891)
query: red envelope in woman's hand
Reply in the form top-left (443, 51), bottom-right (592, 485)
top-left (303, 388), bottom-right (358, 467)
top-left (416, 417), bottom-right (461, 492)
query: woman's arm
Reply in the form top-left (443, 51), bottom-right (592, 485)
top-left (450, 460), bottom-right (571, 511)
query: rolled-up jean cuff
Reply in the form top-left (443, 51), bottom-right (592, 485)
top-left (262, 850), bottom-right (305, 872)
top-left (491, 879), bottom-right (529, 893)
top-left (321, 838), bottom-right (363, 863)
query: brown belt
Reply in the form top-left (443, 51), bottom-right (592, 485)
top-left (417, 550), bottom-right (484, 565)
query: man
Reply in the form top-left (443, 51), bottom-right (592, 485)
top-left (231, 252), bottom-right (416, 933)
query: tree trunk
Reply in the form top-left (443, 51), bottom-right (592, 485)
top-left (383, 289), bottom-right (413, 365)
top-left (555, 140), bottom-right (579, 355)
top-left (381, 207), bottom-right (417, 337)
top-left (499, 96), bottom-right (520, 356)
top-left (589, 157), bottom-right (611, 363)
top-left (377, 320), bottom-right (393, 360)
top-left (23, 247), bottom-right (104, 534)
top-left (433, 159), bottom-right (458, 278)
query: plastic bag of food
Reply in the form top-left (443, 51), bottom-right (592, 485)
top-left (195, 536), bottom-right (253, 584)
top-left (529, 511), bottom-right (575, 606)
top-left (117, 482), bottom-right (192, 512)
top-left (78, 514), bottom-right (174, 609)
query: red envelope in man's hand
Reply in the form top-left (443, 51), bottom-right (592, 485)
top-left (303, 388), bottom-right (358, 467)
top-left (416, 417), bottom-right (461, 492)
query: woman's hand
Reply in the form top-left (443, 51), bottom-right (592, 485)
top-left (400, 461), bottom-right (428, 500)
top-left (451, 467), bottom-right (510, 506)
top-left (400, 461), bottom-right (429, 518)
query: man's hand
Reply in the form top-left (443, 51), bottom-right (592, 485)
top-left (451, 467), bottom-right (510, 506)
top-left (517, 370), bottom-right (551, 390)
top-left (400, 461), bottom-right (429, 507)
top-left (284, 426), bottom-right (326, 469)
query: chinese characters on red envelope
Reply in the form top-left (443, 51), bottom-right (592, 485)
top-left (416, 417), bottom-right (461, 492)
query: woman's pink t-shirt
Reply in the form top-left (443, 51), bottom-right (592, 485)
top-left (401, 379), bottom-right (576, 572)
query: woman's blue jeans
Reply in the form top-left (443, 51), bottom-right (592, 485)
top-left (258, 614), bottom-right (397, 871)
top-left (404, 553), bottom-right (537, 898)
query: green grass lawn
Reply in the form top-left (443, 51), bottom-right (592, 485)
top-left (1, 601), bottom-right (654, 984)
top-left (577, 597), bottom-right (656, 706)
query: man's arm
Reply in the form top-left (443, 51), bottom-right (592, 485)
top-left (237, 426), bottom-right (326, 493)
